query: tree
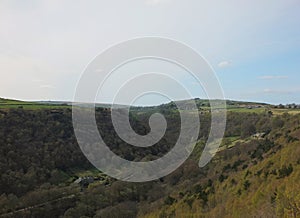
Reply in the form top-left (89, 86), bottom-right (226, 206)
top-left (241, 121), bottom-right (256, 138)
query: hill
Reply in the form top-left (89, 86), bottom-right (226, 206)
top-left (0, 98), bottom-right (299, 217)
top-left (0, 98), bottom-right (69, 110)
top-left (1, 97), bottom-right (300, 115)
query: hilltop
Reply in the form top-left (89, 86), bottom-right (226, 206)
top-left (2, 97), bottom-right (300, 116)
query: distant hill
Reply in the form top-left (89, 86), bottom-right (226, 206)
top-left (2, 97), bottom-right (269, 108)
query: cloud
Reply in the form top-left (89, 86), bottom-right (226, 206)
top-left (40, 84), bottom-right (56, 89)
top-left (32, 79), bottom-right (44, 83)
top-left (218, 61), bottom-right (231, 68)
top-left (243, 88), bottom-right (298, 97)
top-left (94, 69), bottom-right (104, 73)
top-left (259, 75), bottom-right (288, 80)
top-left (145, 0), bottom-right (170, 5)
top-left (262, 88), bottom-right (293, 95)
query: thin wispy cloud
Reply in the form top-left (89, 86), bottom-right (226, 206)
top-left (263, 89), bottom-right (289, 94)
top-left (40, 84), bottom-right (56, 89)
top-left (145, 0), bottom-right (170, 6)
top-left (32, 79), bottom-right (44, 83)
top-left (218, 61), bottom-right (231, 68)
top-left (259, 75), bottom-right (288, 80)
top-left (261, 88), bottom-right (300, 95)
top-left (242, 88), bottom-right (300, 98)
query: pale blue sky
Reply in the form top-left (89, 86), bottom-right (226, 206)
top-left (0, 0), bottom-right (299, 104)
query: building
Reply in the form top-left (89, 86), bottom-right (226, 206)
top-left (74, 176), bottom-right (94, 187)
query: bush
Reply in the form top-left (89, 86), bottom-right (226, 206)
top-left (164, 195), bottom-right (176, 205)
top-left (278, 164), bottom-right (293, 179)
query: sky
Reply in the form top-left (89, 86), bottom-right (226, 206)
top-left (0, 0), bottom-right (300, 105)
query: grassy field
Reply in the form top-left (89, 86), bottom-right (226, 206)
top-left (1, 97), bottom-right (300, 115)
top-left (271, 108), bottom-right (300, 115)
top-left (227, 106), bottom-right (300, 115)
top-left (227, 107), bottom-right (266, 113)
top-left (0, 98), bottom-right (70, 110)
top-left (0, 104), bottom-right (70, 110)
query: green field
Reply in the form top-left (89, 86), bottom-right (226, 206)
top-left (0, 98), bottom-right (70, 110)
top-left (1, 98), bottom-right (300, 116)
top-left (227, 107), bottom-right (266, 113)
top-left (227, 106), bottom-right (300, 115)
